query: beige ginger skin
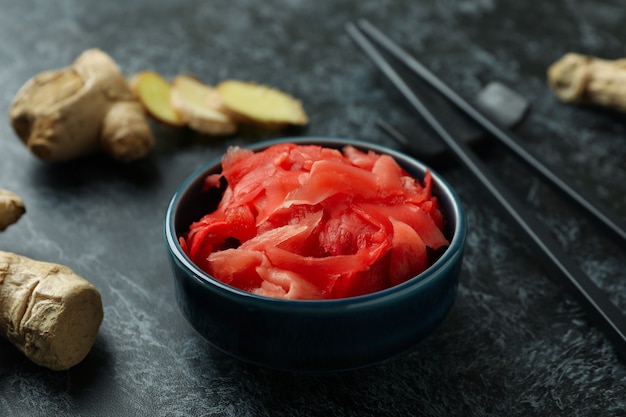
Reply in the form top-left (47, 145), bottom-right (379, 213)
top-left (0, 191), bottom-right (103, 370)
top-left (9, 48), bottom-right (154, 162)
top-left (0, 190), bottom-right (25, 232)
top-left (0, 252), bottom-right (103, 370)
top-left (548, 52), bottom-right (626, 112)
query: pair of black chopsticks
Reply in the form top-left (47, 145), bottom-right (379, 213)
top-left (347, 19), bottom-right (626, 358)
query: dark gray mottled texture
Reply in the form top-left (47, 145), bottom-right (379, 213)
top-left (1, 0), bottom-right (626, 416)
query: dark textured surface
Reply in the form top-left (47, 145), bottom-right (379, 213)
top-left (1, 1), bottom-right (625, 416)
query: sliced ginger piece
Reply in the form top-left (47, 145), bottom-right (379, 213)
top-left (129, 71), bottom-right (185, 127)
top-left (170, 75), bottom-right (237, 136)
top-left (215, 80), bottom-right (308, 128)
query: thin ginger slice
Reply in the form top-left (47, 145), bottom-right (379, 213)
top-left (129, 71), bottom-right (185, 127)
top-left (170, 75), bottom-right (237, 136)
top-left (215, 80), bottom-right (308, 128)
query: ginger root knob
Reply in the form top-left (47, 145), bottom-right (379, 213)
top-left (0, 190), bottom-right (25, 232)
top-left (0, 251), bottom-right (103, 370)
top-left (548, 52), bottom-right (626, 112)
top-left (9, 49), bottom-right (154, 162)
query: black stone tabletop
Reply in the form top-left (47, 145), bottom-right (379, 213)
top-left (1, 1), bottom-right (625, 416)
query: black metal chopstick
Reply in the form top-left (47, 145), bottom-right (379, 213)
top-left (355, 19), bottom-right (626, 247)
top-left (346, 22), bottom-right (626, 359)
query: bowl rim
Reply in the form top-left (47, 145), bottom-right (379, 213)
top-left (164, 136), bottom-right (466, 308)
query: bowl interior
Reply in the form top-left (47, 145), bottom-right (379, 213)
top-left (166, 137), bottom-right (465, 302)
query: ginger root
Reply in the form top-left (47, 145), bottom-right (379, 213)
top-left (0, 193), bottom-right (102, 370)
top-left (0, 251), bottom-right (103, 370)
top-left (0, 190), bottom-right (25, 232)
top-left (10, 49), bottom-right (154, 162)
top-left (548, 52), bottom-right (626, 112)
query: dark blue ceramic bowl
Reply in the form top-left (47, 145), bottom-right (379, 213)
top-left (164, 137), bottom-right (466, 372)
